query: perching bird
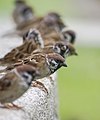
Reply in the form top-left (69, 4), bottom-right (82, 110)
top-left (31, 42), bottom-right (69, 58)
top-left (42, 12), bottom-right (66, 32)
top-left (0, 28), bottom-right (44, 66)
top-left (0, 52), bottom-right (67, 94)
top-left (0, 52), bottom-right (67, 78)
top-left (0, 64), bottom-right (39, 109)
top-left (13, 12), bottom-right (66, 37)
top-left (0, 28), bottom-right (77, 67)
top-left (12, 0), bottom-right (35, 26)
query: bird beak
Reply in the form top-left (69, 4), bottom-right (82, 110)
top-left (74, 52), bottom-right (78, 56)
top-left (62, 62), bottom-right (67, 67)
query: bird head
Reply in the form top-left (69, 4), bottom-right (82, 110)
top-left (53, 42), bottom-right (69, 58)
top-left (16, 64), bottom-right (40, 85)
top-left (62, 28), bottom-right (76, 44)
top-left (46, 53), bottom-right (67, 74)
top-left (23, 28), bottom-right (44, 48)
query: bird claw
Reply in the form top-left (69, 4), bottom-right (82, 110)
top-left (0, 103), bottom-right (22, 109)
top-left (32, 81), bottom-right (48, 94)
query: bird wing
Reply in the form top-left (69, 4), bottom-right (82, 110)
top-left (0, 72), bottom-right (16, 91)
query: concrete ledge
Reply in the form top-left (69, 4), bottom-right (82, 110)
top-left (0, 73), bottom-right (59, 120)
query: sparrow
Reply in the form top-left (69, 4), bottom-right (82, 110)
top-left (42, 12), bottom-right (66, 32)
top-left (33, 12), bottom-right (66, 37)
top-left (1, 53), bottom-right (67, 79)
top-left (0, 41), bottom-right (68, 68)
top-left (12, 0), bottom-right (35, 26)
top-left (18, 12), bottom-right (65, 30)
top-left (27, 42), bottom-right (77, 64)
top-left (0, 28), bottom-right (44, 66)
top-left (0, 27), bottom-right (77, 67)
top-left (2, 9), bottom-right (70, 41)
top-left (2, 11), bottom-right (66, 39)
top-left (32, 42), bottom-right (69, 58)
top-left (0, 52), bottom-right (67, 94)
top-left (13, 12), bottom-right (66, 37)
top-left (0, 64), bottom-right (39, 109)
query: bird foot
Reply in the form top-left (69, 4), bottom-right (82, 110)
top-left (32, 81), bottom-right (48, 94)
top-left (0, 103), bottom-right (22, 109)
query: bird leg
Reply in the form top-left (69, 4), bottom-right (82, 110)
top-left (32, 81), bottom-right (48, 94)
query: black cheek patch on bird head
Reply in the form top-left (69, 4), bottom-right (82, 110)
top-left (47, 53), bottom-right (67, 73)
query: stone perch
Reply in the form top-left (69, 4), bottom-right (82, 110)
top-left (0, 73), bottom-right (59, 120)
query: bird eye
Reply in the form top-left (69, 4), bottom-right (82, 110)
top-left (50, 60), bottom-right (58, 69)
top-left (61, 46), bottom-right (66, 51)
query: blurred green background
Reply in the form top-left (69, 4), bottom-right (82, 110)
top-left (0, 0), bottom-right (100, 120)
top-left (0, 0), bottom-right (78, 17)
top-left (58, 47), bottom-right (100, 120)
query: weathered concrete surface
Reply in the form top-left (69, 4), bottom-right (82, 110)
top-left (0, 73), bottom-right (59, 120)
